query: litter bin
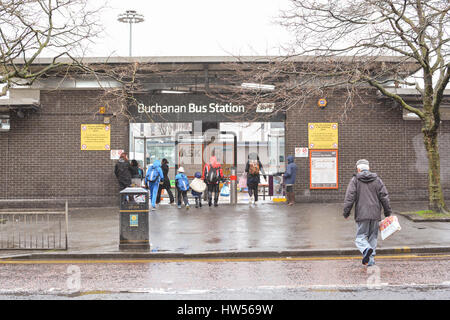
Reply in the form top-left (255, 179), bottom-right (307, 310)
top-left (119, 187), bottom-right (150, 250)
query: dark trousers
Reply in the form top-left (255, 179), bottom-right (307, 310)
top-left (207, 184), bottom-right (220, 205)
top-left (194, 196), bottom-right (202, 207)
top-left (177, 190), bottom-right (189, 206)
top-left (156, 181), bottom-right (174, 204)
top-left (248, 184), bottom-right (259, 202)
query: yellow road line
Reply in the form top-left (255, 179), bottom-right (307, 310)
top-left (0, 254), bottom-right (450, 264)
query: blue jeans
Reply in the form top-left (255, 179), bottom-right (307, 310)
top-left (148, 182), bottom-right (160, 208)
top-left (355, 220), bottom-right (379, 266)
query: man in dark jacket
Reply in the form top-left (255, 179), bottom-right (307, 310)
top-left (283, 155), bottom-right (298, 206)
top-left (343, 159), bottom-right (392, 266)
top-left (114, 152), bottom-right (132, 191)
top-left (156, 158), bottom-right (175, 204)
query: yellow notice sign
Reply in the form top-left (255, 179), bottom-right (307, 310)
top-left (308, 123), bottom-right (338, 149)
top-left (80, 124), bottom-right (111, 151)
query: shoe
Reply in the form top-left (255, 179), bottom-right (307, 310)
top-left (208, 202), bottom-right (212, 207)
top-left (177, 205), bottom-right (181, 209)
top-left (362, 248), bottom-right (373, 265)
top-left (186, 205), bottom-right (190, 210)
top-left (151, 207), bottom-right (156, 212)
top-left (249, 195), bottom-right (254, 205)
top-left (214, 203), bottom-right (218, 207)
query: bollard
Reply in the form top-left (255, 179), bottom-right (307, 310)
top-left (230, 167), bottom-right (237, 205)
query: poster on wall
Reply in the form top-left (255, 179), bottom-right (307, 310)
top-left (308, 123), bottom-right (338, 149)
top-left (295, 147), bottom-right (309, 158)
top-left (80, 124), bottom-right (111, 151)
top-left (310, 150), bottom-right (338, 189)
top-left (111, 149), bottom-right (124, 160)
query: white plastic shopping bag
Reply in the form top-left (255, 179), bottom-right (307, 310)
top-left (190, 178), bottom-right (207, 193)
top-left (379, 215), bottom-right (401, 240)
top-left (220, 183), bottom-right (230, 197)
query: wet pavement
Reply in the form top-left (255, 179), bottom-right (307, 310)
top-left (1, 255), bottom-right (450, 299)
top-left (1, 201), bottom-right (450, 258)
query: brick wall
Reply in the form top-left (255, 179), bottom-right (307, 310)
top-left (285, 88), bottom-right (450, 202)
top-left (0, 90), bottom-right (129, 207)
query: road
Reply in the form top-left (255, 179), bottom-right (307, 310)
top-left (1, 254), bottom-right (450, 300)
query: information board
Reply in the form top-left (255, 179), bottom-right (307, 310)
top-left (310, 150), bottom-right (338, 189)
top-left (308, 123), bottom-right (338, 149)
top-left (80, 124), bottom-right (111, 151)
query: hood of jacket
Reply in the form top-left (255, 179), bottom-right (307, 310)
top-left (152, 159), bottom-right (161, 168)
top-left (248, 152), bottom-right (259, 161)
top-left (209, 156), bottom-right (220, 168)
top-left (287, 155), bottom-right (294, 164)
top-left (356, 170), bottom-right (378, 183)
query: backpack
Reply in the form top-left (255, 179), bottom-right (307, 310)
top-left (147, 167), bottom-right (158, 183)
top-left (138, 168), bottom-right (144, 179)
top-left (249, 160), bottom-right (260, 175)
top-left (206, 165), bottom-right (220, 184)
top-left (177, 174), bottom-right (189, 191)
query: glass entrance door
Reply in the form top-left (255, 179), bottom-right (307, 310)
top-left (175, 130), bottom-right (237, 179)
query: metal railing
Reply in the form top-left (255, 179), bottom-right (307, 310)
top-left (0, 199), bottom-right (68, 250)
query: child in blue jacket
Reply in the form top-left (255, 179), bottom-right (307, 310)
top-left (175, 167), bottom-right (190, 210)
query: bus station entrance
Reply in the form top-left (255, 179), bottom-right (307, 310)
top-left (130, 120), bottom-right (286, 204)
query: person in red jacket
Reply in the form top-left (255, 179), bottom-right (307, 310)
top-left (202, 156), bottom-right (224, 207)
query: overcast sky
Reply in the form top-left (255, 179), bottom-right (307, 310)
top-left (89, 0), bottom-right (293, 57)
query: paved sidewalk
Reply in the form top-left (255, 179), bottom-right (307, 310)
top-left (1, 201), bottom-right (450, 259)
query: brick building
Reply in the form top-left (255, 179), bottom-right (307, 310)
top-left (0, 56), bottom-right (449, 207)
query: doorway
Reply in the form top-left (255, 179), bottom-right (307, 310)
top-left (129, 121), bottom-right (285, 204)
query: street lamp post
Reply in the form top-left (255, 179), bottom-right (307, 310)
top-left (118, 10), bottom-right (144, 57)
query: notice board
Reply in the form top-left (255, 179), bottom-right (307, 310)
top-left (80, 124), bottom-right (111, 151)
top-left (308, 123), bottom-right (338, 149)
top-left (310, 149), bottom-right (338, 189)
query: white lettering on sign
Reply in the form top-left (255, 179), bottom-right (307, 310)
top-left (138, 103), bottom-right (245, 114)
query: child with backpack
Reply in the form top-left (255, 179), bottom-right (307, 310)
top-left (190, 172), bottom-right (207, 208)
top-left (175, 167), bottom-right (190, 210)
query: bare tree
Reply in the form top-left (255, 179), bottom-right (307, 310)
top-left (211, 0), bottom-right (449, 213)
top-left (0, 0), bottom-right (104, 96)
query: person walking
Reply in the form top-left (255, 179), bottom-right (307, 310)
top-left (283, 155), bottom-right (298, 206)
top-left (190, 171), bottom-right (206, 208)
top-left (130, 160), bottom-right (144, 187)
top-left (145, 159), bottom-right (164, 211)
top-left (245, 153), bottom-right (266, 205)
top-left (114, 152), bottom-right (132, 191)
top-left (156, 158), bottom-right (175, 205)
top-left (343, 159), bottom-right (392, 266)
top-left (202, 155), bottom-right (224, 207)
top-left (175, 167), bottom-right (190, 210)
